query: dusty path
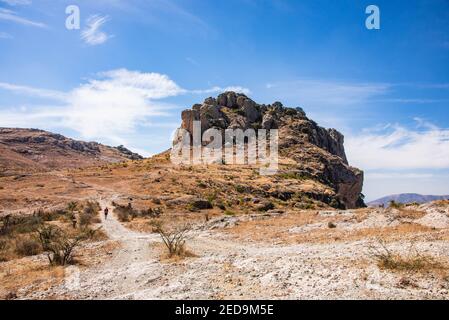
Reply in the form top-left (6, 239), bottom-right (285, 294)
top-left (29, 196), bottom-right (162, 300)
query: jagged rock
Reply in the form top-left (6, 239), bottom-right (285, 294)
top-left (115, 145), bottom-right (143, 160)
top-left (192, 104), bottom-right (202, 111)
top-left (262, 113), bottom-right (277, 129)
top-left (181, 109), bottom-right (200, 134)
top-left (257, 201), bottom-right (275, 212)
top-left (190, 199), bottom-right (213, 210)
top-left (204, 97), bottom-right (217, 106)
top-left (236, 95), bottom-right (247, 108)
top-left (218, 91), bottom-right (239, 108)
top-left (295, 107), bottom-right (306, 117)
top-left (272, 101), bottom-right (283, 110)
top-left (242, 99), bottom-right (260, 123)
top-left (229, 115), bottom-right (249, 130)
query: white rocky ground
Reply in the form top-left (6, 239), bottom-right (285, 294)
top-left (16, 199), bottom-right (449, 300)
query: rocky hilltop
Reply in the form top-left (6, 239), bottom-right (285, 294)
top-left (0, 128), bottom-right (142, 176)
top-left (180, 91), bottom-right (364, 209)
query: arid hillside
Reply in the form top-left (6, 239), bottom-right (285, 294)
top-left (0, 128), bottom-right (142, 176)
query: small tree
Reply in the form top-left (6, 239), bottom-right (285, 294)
top-left (389, 200), bottom-right (403, 209)
top-left (0, 215), bottom-right (12, 236)
top-left (67, 202), bottom-right (78, 215)
top-left (37, 225), bottom-right (91, 266)
top-left (151, 221), bottom-right (191, 257)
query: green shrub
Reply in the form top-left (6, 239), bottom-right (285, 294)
top-left (224, 210), bottom-right (236, 216)
top-left (188, 200), bottom-right (213, 212)
top-left (0, 238), bottom-right (9, 261)
top-left (117, 210), bottom-right (130, 222)
top-left (389, 200), bottom-right (404, 209)
top-left (35, 209), bottom-right (61, 222)
top-left (329, 199), bottom-right (340, 209)
top-left (83, 201), bottom-right (100, 215)
top-left (15, 237), bottom-right (41, 257)
top-left (10, 215), bottom-right (43, 234)
top-left (235, 185), bottom-right (246, 193)
top-left (37, 225), bottom-right (91, 266)
top-left (113, 203), bottom-right (136, 221)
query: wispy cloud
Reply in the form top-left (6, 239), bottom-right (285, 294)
top-left (346, 120), bottom-right (449, 171)
top-left (185, 57), bottom-right (199, 66)
top-left (81, 15), bottom-right (111, 46)
top-left (0, 8), bottom-right (46, 28)
top-left (0, 31), bottom-right (13, 39)
top-left (0, 0), bottom-right (31, 5)
top-left (0, 82), bottom-right (67, 100)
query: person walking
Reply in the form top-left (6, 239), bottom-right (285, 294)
top-left (104, 207), bottom-right (109, 220)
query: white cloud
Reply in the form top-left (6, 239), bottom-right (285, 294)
top-left (81, 15), bottom-right (110, 46)
top-left (0, 0), bottom-right (32, 6)
top-left (0, 8), bottom-right (46, 28)
top-left (0, 82), bottom-right (67, 100)
top-left (0, 31), bottom-right (13, 39)
top-left (0, 69), bottom-right (184, 144)
top-left (346, 120), bottom-right (449, 171)
top-left (0, 0), bottom-right (31, 5)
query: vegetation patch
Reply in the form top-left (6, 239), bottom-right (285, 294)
top-left (370, 239), bottom-right (448, 274)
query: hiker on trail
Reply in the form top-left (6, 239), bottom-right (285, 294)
top-left (71, 216), bottom-right (77, 229)
top-left (104, 207), bottom-right (109, 220)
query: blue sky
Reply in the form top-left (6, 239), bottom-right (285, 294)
top-left (0, 0), bottom-right (448, 200)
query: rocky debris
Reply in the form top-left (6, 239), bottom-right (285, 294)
top-left (178, 92), bottom-right (364, 209)
top-left (416, 212), bottom-right (449, 229)
top-left (190, 199), bottom-right (213, 211)
top-left (0, 128), bottom-right (142, 174)
top-left (115, 145), bottom-right (144, 160)
top-left (257, 201), bottom-right (275, 212)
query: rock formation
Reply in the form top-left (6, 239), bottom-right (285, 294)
top-left (179, 91), bottom-right (365, 209)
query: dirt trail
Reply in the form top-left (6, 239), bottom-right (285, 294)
top-left (27, 196), bottom-right (162, 300)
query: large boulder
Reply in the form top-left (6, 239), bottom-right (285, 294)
top-left (262, 113), bottom-right (277, 129)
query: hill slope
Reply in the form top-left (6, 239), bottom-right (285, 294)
top-left (0, 128), bottom-right (142, 176)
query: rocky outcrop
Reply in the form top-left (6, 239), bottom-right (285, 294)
top-left (179, 92), bottom-right (365, 209)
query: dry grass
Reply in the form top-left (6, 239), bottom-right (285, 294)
top-left (225, 210), bottom-right (437, 245)
top-left (369, 239), bottom-right (448, 275)
top-left (0, 259), bottom-right (66, 299)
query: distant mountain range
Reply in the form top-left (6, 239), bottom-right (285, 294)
top-left (368, 193), bottom-right (449, 207)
